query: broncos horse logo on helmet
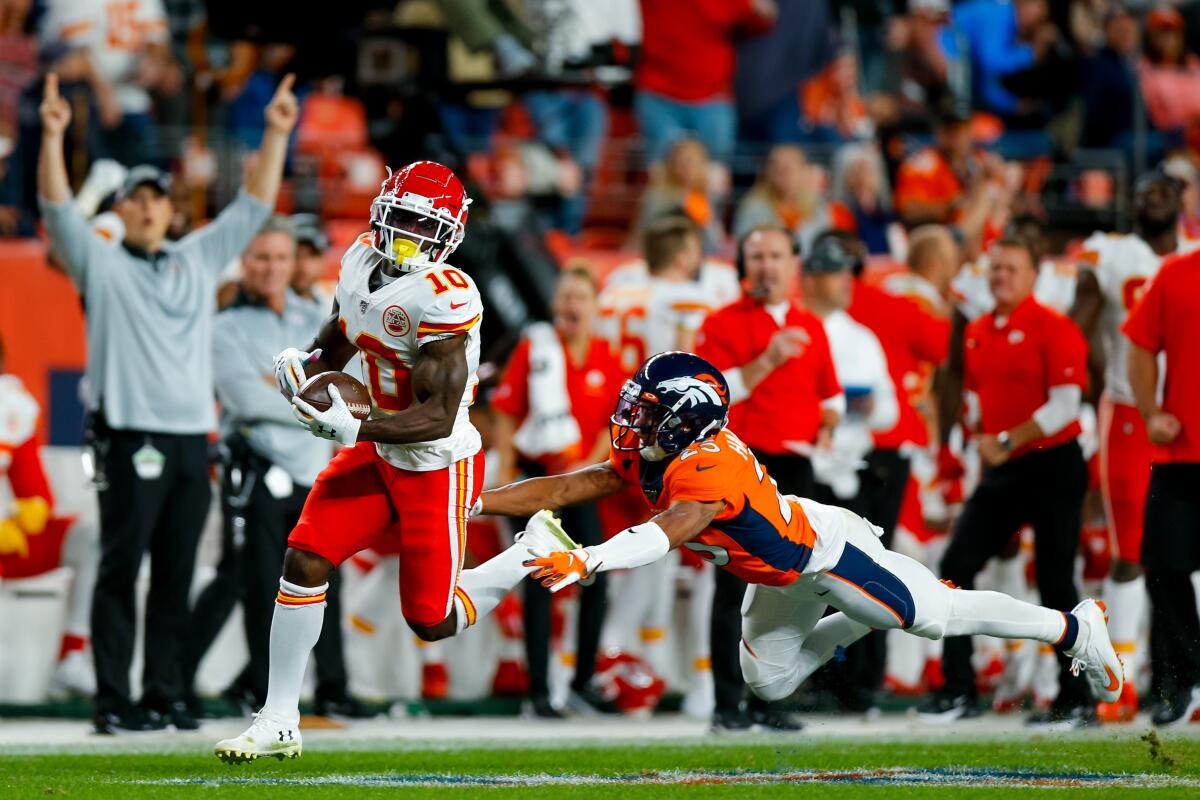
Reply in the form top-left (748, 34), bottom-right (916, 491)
top-left (611, 352), bottom-right (730, 460)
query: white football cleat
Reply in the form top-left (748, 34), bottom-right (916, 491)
top-left (47, 650), bottom-right (97, 699)
top-left (214, 713), bottom-right (302, 763)
top-left (1064, 599), bottom-right (1124, 704)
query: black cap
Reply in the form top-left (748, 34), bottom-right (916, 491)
top-left (805, 235), bottom-right (857, 274)
top-left (118, 165), bottom-right (170, 200)
top-left (291, 213), bottom-right (329, 251)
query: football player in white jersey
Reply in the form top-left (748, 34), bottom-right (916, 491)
top-left (599, 215), bottom-right (713, 374)
top-left (216, 162), bottom-right (577, 762)
top-left (1068, 170), bottom-right (1186, 721)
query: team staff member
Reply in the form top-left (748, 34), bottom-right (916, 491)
top-left (37, 74), bottom-right (297, 733)
top-left (1124, 248), bottom-right (1200, 726)
top-left (918, 235), bottom-right (1093, 727)
top-left (492, 267), bottom-right (628, 717)
top-left (180, 218), bottom-right (366, 719)
top-left (695, 225), bottom-right (843, 732)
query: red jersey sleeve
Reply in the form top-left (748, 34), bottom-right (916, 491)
top-left (1122, 264), bottom-right (1167, 353)
top-left (1045, 313), bottom-right (1089, 390)
top-left (808, 319), bottom-right (842, 401)
top-left (491, 338), bottom-right (531, 421)
top-left (963, 319), bottom-right (982, 393)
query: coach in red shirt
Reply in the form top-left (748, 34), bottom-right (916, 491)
top-left (694, 223), bottom-right (842, 732)
top-left (1124, 249), bottom-right (1200, 726)
top-left (492, 267), bottom-right (627, 718)
top-left (919, 234), bottom-right (1094, 727)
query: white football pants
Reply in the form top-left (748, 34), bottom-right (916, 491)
top-left (740, 506), bottom-right (1071, 701)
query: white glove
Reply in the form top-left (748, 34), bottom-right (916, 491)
top-left (291, 384), bottom-right (360, 446)
top-left (273, 347), bottom-right (322, 398)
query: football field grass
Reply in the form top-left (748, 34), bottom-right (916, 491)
top-left (4, 729), bottom-right (1200, 799)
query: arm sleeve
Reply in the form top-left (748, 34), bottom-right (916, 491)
top-left (38, 196), bottom-right (103, 288)
top-left (583, 521), bottom-right (672, 572)
top-left (416, 273), bottom-right (483, 345)
top-left (176, 190), bottom-right (272, 275)
top-left (1122, 266), bottom-right (1166, 353)
top-left (490, 338), bottom-right (531, 421)
top-left (1031, 384), bottom-right (1082, 437)
top-left (212, 318), bottom-right (297, 427)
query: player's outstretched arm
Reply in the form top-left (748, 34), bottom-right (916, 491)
top-left (304, 302), bottom-right (358, 374)
top-left (525, 498), bottom-right (723, 593)
top-left (479, 462), bottom-right (627, 518)
top-left (357, 335), bottom-right (467, 445)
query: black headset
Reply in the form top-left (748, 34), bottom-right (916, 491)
top-left (735, 224), bottom-right (801, 278)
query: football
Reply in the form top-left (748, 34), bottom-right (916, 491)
top-left (296, 371), bottom-right (372, 420)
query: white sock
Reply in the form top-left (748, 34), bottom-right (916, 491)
top-left (416, 637), bottom-right (445, 666)
top-left (261, 579), bottom-right (328, 725)
top-left (60, 520), bottom-right (99, 636)
top-left (945, 589), bottom-right (1070, 644)
top-left (453, 543), bottom-right (534, 633)
top-left (1103, 574), bottom-right (1145, 657)
top-left (687, 565), bottom-right (715, 668)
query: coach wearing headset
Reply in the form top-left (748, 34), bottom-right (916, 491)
top-left (695, 224), bottom-right (844, 731)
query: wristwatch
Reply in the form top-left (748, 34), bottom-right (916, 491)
top-left (997, 431), bottom-right (1013, 452)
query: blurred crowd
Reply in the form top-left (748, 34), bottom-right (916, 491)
top-left (5, 0), bottom-right (1200, 731)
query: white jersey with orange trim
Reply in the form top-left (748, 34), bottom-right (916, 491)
top-left (598, 274), bottom-right (712, 375)
top-left (882, 271), bottom-right (949, 318)
top-left (335, 235), bottom-right (483, 471)
top-left (605, 258), bottom-right (741, 310)
top-left (1079, 232), bottom-right (1187, 406)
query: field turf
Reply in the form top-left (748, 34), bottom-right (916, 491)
top-left (4, 731), bottom-right (1200, 798)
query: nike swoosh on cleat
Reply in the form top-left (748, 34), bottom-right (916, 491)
top-left (696, 464), bottom-right (717, 472)
top-left (1105, 665), bottom-right (1120, 693)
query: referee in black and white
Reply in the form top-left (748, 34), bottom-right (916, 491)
top-left (36, 72), bottom-right (298, 734)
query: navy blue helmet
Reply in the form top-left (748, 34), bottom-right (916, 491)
top-left (611, 352), bottom-right (730, 457)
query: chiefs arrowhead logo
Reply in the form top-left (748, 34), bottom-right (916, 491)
top-left (383, 305), bottom-right (411, 337)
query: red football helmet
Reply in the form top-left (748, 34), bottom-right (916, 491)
top-left (370, 161), bottom-right (470, 271)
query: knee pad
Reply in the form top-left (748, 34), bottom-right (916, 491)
top-left (739, 639), bottom-right (800, 702)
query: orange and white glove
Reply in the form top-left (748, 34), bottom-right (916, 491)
top-left (524, 549), bottom-right (595, 594)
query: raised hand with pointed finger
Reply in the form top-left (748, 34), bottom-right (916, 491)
top-left (39, 74), bottom-right (72, 138)
top-left (264, 73), bottom-right (298, 134)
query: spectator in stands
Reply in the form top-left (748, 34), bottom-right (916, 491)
top-left (881, 0), bottom-right (953, 126)
top-left (1080, 4), bottom-right (1142, 152)
top-left (635, 0), bottom-right (776, 165)
top-left (40, 0), bottom-right (180, 167)
top-left (1139, 7), bottom-right (1200, 146)
top-left (800, 51), bottom-right (874, 143)
top-left (919, 234), bottom-right (1092, 727)
top-left (37, 73), bottom-right (296, 734)
top-left (182, 217), bottom-right (366, 720)
top-left (436, 0), bottom-right (537, 79)
top-left (893, 100), bottom-right (1012, 255)
top-left (1124, 245), bottom-right (1200, 726)
top-left (695, 224), bottom-right (843, 732)
top-left (939, 0), bottom-right (1056, 122)
top-left (831, 144), bottom-right (897, 256)
top-left (734, 144), bottom-right (847, 256)
top-left (491, 266), bottom-right (627, 718)
top-left (734, 0), bottom-right (836, 145)
top-left (635, 138), bottom-right (726, 254)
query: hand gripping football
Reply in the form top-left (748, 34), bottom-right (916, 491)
top-left (296, 372), bottom-right (372, 421)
